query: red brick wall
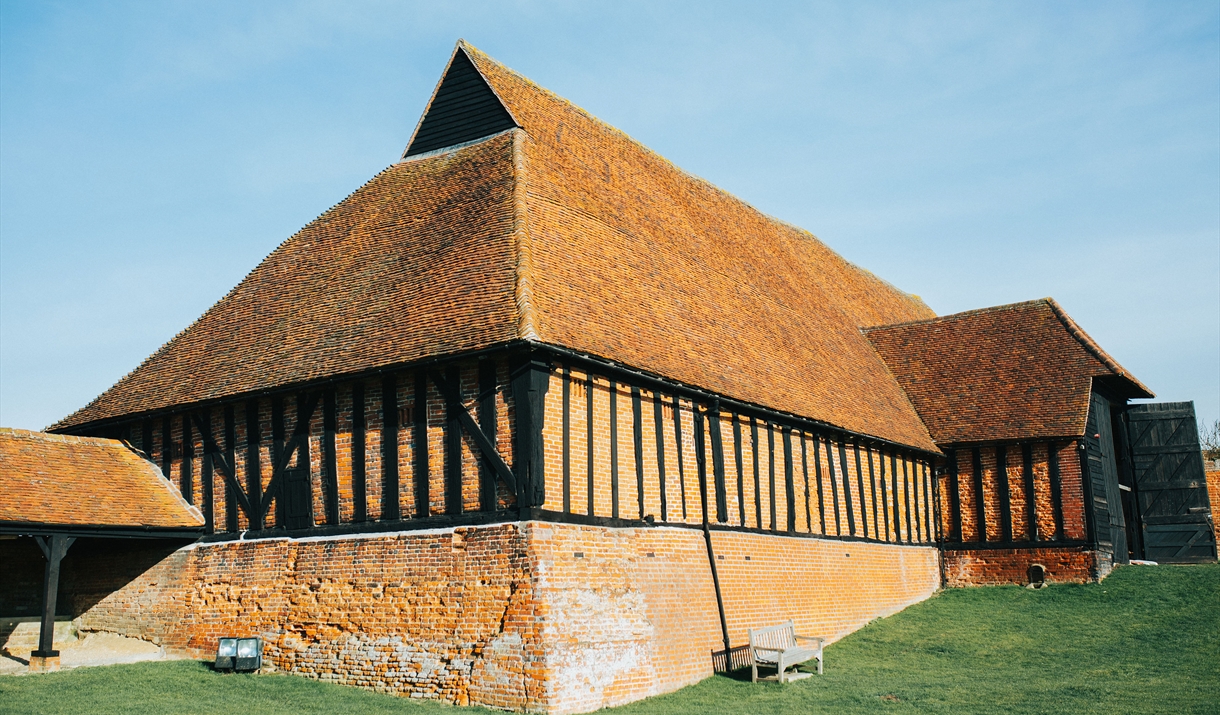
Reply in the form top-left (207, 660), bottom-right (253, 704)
top-left (941, 546), bottom-right (1099, 586)
top-left (1206, 458), bottom-right (1220, 544)
top-left (50, 521), bottom-right (939, 714)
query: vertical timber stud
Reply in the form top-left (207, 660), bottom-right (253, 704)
top-left (412, 373), bottom-right (428, 518)
top-left (586, 374), bottom-right (595, 516)
top-left (912, 457), bottom-right (922, 542)
top-left (972, 447), bottom-right (986, 542)
top-left (750, 418), bottom-right (762, 528)
top-left (827, 437), bottom-right (842, 536)
top-left (161, 416), bottom-right (172, 481)
top-left (245, 400), bottom-right (263, 530)
top-left (783, 429), bottom-right (796, 532)
top-left (878, 447), bottom-right (891, 542)
top-left (902, 454), bottom-right (913, 544)
top-left (351, 383), bottom-right (367, 522)
top-left (33, 535), bottom-right (75, 660)
top-left (694, 405), bottom-right (708, 523)
top-left (510, 351), bottom-right (550, 514)
top-left (997, 444), bottom-right (1012, 542)
top-left (224, 406), bottom-right (238, 532)
top-left (633, 387), bottom-right (645, 519)
top-left (1048, 441), bottom-right (1065, 541)
top-left (768, 426), bottom-right (777, 531)
top-left (609, 379), bottom-right (619, 519)
top-left (141, 420), bottom-right (154, 461)
top-left (866, 445), bottom-right (879, 540)
top-left (813, 436), bottom-right (826, 535)
top-left (655, 394), bottom-right (669, 522)
top-left (948, 449), bottom-right (962, 542)
top-left (1022, 443), bottom-right (1038, 541)
top-left (322, 391), bottom-right (339, 526)
top-left (853, 442), bottom-right (868, 539)
top-left (382, 374), bottom-right (400, 521)
top-left (563, 366), bottom-right (572, 514)
top-left (200, 409), bottom-right (214, 533)
top-left (839, 440), bottom-right (855, 536)
top-left (801, 434), bottom-right (812, 532)
top-left (444, 365), bottom-right (462, 516)
top-left (182, 415), bottom-right (194, 505)
top-left (923, 461), bottom-right (933, 543)
top-left (674, 396), bottom-right (688, 519)
top-left (478, 361), bottom-right (498, 512)
top-left (710, 403), bottom-right (727, 523)
top-left (733, 417), bottom-right (744, 527)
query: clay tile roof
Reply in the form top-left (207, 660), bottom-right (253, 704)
top-left (54, 41), bottom-right (939, 452)
top-left (0, 428), bottom-right (204, 529)
top-left (863, 298), bottom-right (1154, 446)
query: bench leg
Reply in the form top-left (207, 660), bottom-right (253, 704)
top-left (817, 653), bottom-right (823, 675)
top-left (751, 659), bottom-right (757, 683)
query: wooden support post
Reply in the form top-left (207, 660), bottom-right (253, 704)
top-left (322, 391), bottom-right (339, 525)
top-left (710, 404), bottom-right (727, 524)
top-left (783, 429), bottom-right (796, 532)
top-left (973, 447), bottom-right (986, 542)
top-left (1023, 443), bottom-right (1038, 541)
top-left (479, 361), bottom-right (499, 512)
top-left (733, 416), bottom-right (745, 527)
top-left (633, 387), bottom-right (645, 519)
top-left (1048, 441), bottom-right (1065, 541)
top-left (948, 449), bottom-right (962, 542)
top-left (245, 400), bottom-right (263, 530)
top-left (878, 446), bottom-right (890, 542)
top-left (444, 366), bottom-right (462, 516)
top-left (610, 379), bottom-right (619, 519)
top-left (224, 406), bottom-right (239, 532)
top-left (997, 444), bottom-right (1012, 542)
top-left (412, 373), bottom-right (427, 518)
top-left (352, 382), bottom-right (368, 522)
top-left (563, 366), bottom-right (572, 514)
top-left (510, 352), bottom-right (549, 513)
top-left (382, 375), bottom-right (400, 521)
top-left (32, 534), bottom-right (75, 665)
top-left (655, 394), bottom-right (669, 522)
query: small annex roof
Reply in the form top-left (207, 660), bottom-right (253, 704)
top-left (54, 41), bottom-right (939, 452)
top-left (863, 299), bottom-right (1154, 446)
top-left (0, 428), bottom-right (204, 531)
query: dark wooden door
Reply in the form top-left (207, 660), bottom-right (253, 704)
top-left (282, 467), bottom-right (313, 530)
top-left (1126, 402), bottom-right (1216, 563)
top-left (1084, 392), bottom-right (1127, 563)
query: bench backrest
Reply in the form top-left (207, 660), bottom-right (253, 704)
top-left (749, 621), bottom-right (797, 651)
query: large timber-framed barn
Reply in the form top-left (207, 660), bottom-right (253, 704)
top-left (1, 41), bottom-right (1214, 712)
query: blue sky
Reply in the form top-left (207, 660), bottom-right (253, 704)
top-left (2, 1), bottom-right (1217, 431)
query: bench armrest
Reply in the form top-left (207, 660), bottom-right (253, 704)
top-left (794, 635), bottom-right (825, 646)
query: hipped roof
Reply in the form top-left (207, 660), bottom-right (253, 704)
top-left (55, 41), bottom-right (938, 451)
top-left (864, 299), bottom-right (1153, 446)
top-left (0, 428), bottom-right (204, 529)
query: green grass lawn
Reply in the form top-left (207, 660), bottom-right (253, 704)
top-left (2, 563), bottom-right (1217, 714)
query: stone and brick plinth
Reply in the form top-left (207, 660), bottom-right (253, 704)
top-left (28, 651), bottom-right (61, 672)
top-left (26, 521), bottom-right (938, 713)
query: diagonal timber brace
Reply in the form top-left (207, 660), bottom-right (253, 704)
top-left (428, 369), bottom-right (518, 496)
top-left (260, 391), bottom-right (321, 522)
top-left (190, 413), bottom-right (255, 519)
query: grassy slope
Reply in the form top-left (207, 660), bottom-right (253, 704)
top-left (1, 564), bottom-right (1216, 715)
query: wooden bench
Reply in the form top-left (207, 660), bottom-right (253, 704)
top-left (748, 620), bottom-right (825, 683)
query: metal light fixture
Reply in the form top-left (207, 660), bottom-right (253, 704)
top-left (235, 637), bottom-right (262, 672)
top-left (214, 636), bottom-right (261, 672)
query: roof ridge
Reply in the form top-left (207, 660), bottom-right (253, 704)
top-left (0, 426), bottom-right (123, 447)
top-left (862, 298), bottom-right (1053, 333)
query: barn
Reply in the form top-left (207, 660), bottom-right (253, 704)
top-left (1, 41), bottom-right (1213, 712)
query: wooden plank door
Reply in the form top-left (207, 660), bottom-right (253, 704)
top-left (282, 467), bottom-right (313, 530)
top-left (1126, 402), bottom-right (1216, 563)
top-left (1084, 392), bottom-right (1127, 562)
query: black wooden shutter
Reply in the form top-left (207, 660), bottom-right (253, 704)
top-left (1126, 402), bottom-right (1217, 564)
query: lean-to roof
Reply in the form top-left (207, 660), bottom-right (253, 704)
top-left (55, 41), bottom-right (938, 451)
top-left (0, 428), bottom-right (204, 529)
top-left (864, 298), bottom-right (1153, 446)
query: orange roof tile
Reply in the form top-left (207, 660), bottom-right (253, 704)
top-left (863, 299), bottom-right (1153, 445)
top-left (54, 41), bottom-right (939, 451)
top-left (0, 428), bottom-right (204, 529)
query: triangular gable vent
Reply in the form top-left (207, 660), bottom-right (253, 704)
top-left (403, 47), bottom-right (518, 157)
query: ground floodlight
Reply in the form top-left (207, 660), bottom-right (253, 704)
top-left (235, 637), bottom-right (262, 672)
top-left (215, 638), bottom-right (237, 670)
